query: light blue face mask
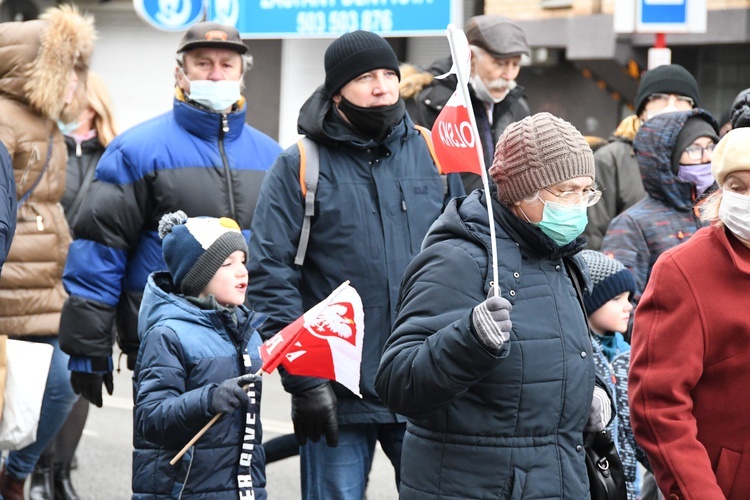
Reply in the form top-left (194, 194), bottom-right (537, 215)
top-left (182, 70), bottom-right (241, 112)
top-left (57, 120), bottom-right (80, 136)
top-left (535, 199), bottom-right (588, 247)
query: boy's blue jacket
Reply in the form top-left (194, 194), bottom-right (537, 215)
top-left (132, 272), bottom-right (266, 499)
top-left (59, 96), bottom-right (281, 370)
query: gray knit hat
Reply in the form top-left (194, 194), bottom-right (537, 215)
top-left (158, 211), bottom-right (248, 297)
top-left (580, 250), bottom-right (636, 314)
top-left (489, 112), bottom-right (595, 204)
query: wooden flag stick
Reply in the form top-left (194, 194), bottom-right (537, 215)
top-left (169, 367), bottom-right (264, 465)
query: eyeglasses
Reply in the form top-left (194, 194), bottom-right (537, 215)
top-left (683, 143), bottom-right (716, 161)
top-left (543, 187), bottom-right (602, 207)
top-left (647, 93), bottom-right (695, 108)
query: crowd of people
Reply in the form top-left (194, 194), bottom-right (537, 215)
top-left (1, 5), bottom-right (749, 500)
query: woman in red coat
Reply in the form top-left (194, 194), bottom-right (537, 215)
top-left (629, 127), bottom-right (750, 500)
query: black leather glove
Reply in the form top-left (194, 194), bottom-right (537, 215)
top-left (291, 383), bottom-right (338, 447)
top-left (209, 374), bottom-right (260, 415)
top-left (70, 372), bottom-right (114, 408)
top-left (471, 292), bottom-right (513, 351)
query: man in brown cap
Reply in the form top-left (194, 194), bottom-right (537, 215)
top-left (376, 112), bottom-right (612, 498)
top-left (401, 15), bottom-right (531, 193)
top-left (58, 21), bottom-right (281, 410)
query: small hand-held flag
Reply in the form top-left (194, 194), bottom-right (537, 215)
top-left (259, 280), bottom-right (365, 397)
top-left (170, 281), bottom-right (364, 465)
top-left (431, 25), bottom-right (501, 296)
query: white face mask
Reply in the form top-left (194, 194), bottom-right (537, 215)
top-left (719, 190), bottom-right (750, 241)
top-left (182, 71), bottom-right (241, 112)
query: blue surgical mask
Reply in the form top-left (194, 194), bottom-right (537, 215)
top-left (57, 119), bottom-right (80, 136)
top-left (182, 71), bottom-right (241, 112)
top-left (677, 162), bottom-right (714, 197)
top-left (535, 199), bottom-right (588, 246)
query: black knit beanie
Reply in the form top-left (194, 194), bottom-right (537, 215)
top-left (324, 30), bottom-right (401, 95)
top-left (671, 116), bottom-right (719, 172)
top-left (634, 64), bottom-right (700, 116)
top-left (730, 88), bottom-right (750, 129)
top-left (580, 250), bottom-right (636, 314)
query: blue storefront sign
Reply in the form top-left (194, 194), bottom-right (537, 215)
top-left (134, 0), bottom-right (204, 32)
top-left (640, 0), bottom-right (686, 24)
top-left (207, 0), bottom-right (455, 38)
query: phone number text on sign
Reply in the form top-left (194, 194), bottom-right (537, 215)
top-left (297, 10), bottom-right (394, 33)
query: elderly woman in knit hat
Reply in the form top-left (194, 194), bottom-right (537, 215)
top-left (376, 112), bottom-right (610, 498)
top-left (601, 108), bottom-right (720, 308)
top-left (628, 127), bottom-right (750, 499)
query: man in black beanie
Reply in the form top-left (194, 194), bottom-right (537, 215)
top-left (584, 63), bottom-right (700, 250)
top-left (248, 30), bottom-right (456, 499)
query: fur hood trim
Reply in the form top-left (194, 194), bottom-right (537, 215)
top-left (0, 5), bottom-right (96, 120)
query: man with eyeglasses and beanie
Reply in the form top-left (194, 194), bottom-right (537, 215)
top-left (602, 108), bottom-right (719, 310)
top-left (248, 30), bottom-right (455, 499)
top-left (584, 64), bottom-right (700, 250)
top-left (376, 112), bottom-right (616, 498)
top-left (58, 21), bottom-right (281, 408)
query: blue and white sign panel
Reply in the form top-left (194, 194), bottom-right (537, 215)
top-left (635, 0), bottom-right (706, 33)
top-left (134, 0), bottom-right (204, 32)
top-left (207, 0), bottom-right (456, 38)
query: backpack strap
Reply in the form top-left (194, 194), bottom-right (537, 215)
top-left (295, 137), bottom-right (319, 266)
top-left (414, 125), bottom-right (443, 174)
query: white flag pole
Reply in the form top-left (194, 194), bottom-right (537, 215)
top-left (445, 25), bottom-right (500, 296)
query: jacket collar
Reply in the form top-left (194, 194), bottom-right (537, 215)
top-left (173, 91), bottom-right (247, 141)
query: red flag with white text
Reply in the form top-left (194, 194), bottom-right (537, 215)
top-left (258, 282), bottom-right (364, 397)
top-left (431, 91), bottom-right (483, 176)
top-left (430, 27), bottom-right (483, 177)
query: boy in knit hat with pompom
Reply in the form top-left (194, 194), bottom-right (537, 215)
top-left (580, 249), bottom-right (649, 500)
top-left (132, 211), bottom-right (267, 499)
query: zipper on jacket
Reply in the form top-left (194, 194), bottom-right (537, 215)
top-left (76, 141), bottom-right (82, 158)
top-left (219, 114), bottom-right (237, 221)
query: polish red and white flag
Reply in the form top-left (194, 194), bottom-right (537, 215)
top-left (258, 281), bottom-right (365, 397)
top-left (430, 27), bottom-right (483, 177)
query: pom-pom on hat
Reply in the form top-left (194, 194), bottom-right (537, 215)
top-left (634, 64), bottom-right (699, 117)
top-left (489, 112), bottom-right (595, 204)
top-left (580, 250), bottom-right (636, 314)
top-left (324, 30), bottom-right (400, 96)
top-left (158, 211), bottom-right (248, 297)
top-left (711, 127), bottom-right (750, 186)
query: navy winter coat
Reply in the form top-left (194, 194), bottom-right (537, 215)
top-left (0, 141), bottom-right (15, 278)
top-left (133, 272), bottom-right (266, 499)
top-left (248, 87), bottom-right (448, 423)
top-left (60, 96), bottom-right (281, 370)
top-left (376, 190), bottom-right (596, 499)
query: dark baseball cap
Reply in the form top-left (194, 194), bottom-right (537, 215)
top-left (177, 22), bottom-right (247, 55)
top-left (466, 15), bottom-right (529, 59)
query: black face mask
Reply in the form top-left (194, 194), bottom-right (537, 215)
top-left (337, 97), bottom-right (406, 141)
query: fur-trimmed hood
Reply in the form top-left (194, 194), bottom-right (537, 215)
top-left (0, 4), bottom-right (96, 121)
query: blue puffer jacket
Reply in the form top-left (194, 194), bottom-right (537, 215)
top-left (601, 109), bottom-right (718, 303)
top-left (133, 272), bottom-right (266, 499)
top-left (60, 94), bottom-right (281, 370)
top-left (247, 87), bottom-right (448, 423)
top-left (375, 190), bottom-right (596, 499)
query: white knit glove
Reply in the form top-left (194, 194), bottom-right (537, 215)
top-left (471, 293), bottom-right (512, 351)
top-left (585, 385), bottom-right (613, 432)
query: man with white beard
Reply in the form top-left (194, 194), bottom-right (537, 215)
top-left (402, 15), bottom-right (531, 193)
